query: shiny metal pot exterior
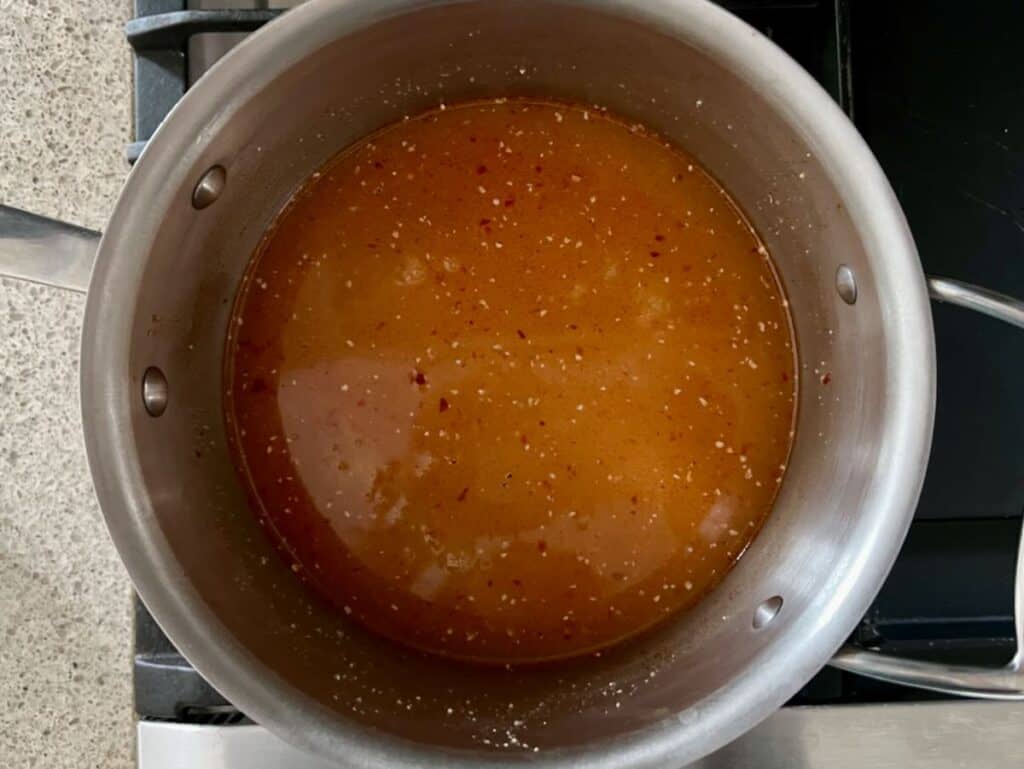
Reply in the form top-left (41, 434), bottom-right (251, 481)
top-left (4, 0), bottom-right (1024, 766)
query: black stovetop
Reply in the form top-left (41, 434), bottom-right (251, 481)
top-left (129, 0), bottom-right (1024, 722)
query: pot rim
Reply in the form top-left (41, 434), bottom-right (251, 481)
top-left (81, 1), bottom-right (935, 766)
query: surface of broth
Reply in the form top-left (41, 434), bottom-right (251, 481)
top-left (226, 99), bottom-right (796, 664)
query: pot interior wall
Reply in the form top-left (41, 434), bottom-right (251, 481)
top-left (125, 0), bottom-right (903, 756)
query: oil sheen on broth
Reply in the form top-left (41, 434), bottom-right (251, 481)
top-left (226, 99), bottom-right (796, 664)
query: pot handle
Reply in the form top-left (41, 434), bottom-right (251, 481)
top-left (0, 205), bottom-right (99, 293)
top-left (830, 275), bottom-right (1024, 699)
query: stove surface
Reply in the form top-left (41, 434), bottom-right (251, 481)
top-left (128, 0), bottom-right (1024, 764)
top-left (138, 700), bottom-right (1024, 768)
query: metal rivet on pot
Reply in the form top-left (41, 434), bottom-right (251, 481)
top-left (836, 264), bottom-right (857, 305)
top-left (142, 366), bottom-right (169, 417)
top-left (192, 165), bottom-right (227, 209)
top-left (752, 596), bottom-right (783, 629)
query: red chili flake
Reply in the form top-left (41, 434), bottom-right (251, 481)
top-left (781, 371), bottom-right (790, 382)
top-left (538, 420), bottom-right (546, 427)
top-left (249, 377), bottom-right (267, 394)
top-left (654, 234), bottom-right (665, 242)
top-left (516, 329), bottom-right (527, 339)
top-left (504, 198), bottom-right (515, 207)
top-left (457, 487), bottom-right (469, 502)
top-left (413, 370), bottom-right (427, 386)
top-left (476, 164), bottom-right (488, 174)
top-left (439, 397), bottom-right (450, 412)
top-left (649, 251), bottom-right (660, 258)
top-left (520, 434), bottom-right (529, 445)
top-left (536, 540), bottom-right (547, 553)
top-left (534, 165), bottom-right (543, 173)
top-left (356, 398), bottom-right (366, 407)
top-left (373, 160), bottom-right (384, 169)
top-left (479, 217), bottom-right (491, 227)
top-left (821, 372), bottom-right (832, 385)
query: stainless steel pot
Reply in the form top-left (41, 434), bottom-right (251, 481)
top-left (3, 1), bottom-right (1023, 766)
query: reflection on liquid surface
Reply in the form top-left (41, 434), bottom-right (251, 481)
top-left (226, 100), bottom-right (796, 663)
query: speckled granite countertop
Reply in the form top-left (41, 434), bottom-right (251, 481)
top-left (0, 2), bottom-right (134, 767)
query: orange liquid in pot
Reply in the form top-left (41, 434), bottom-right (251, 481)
top-left (225, 99), bottom-right (796, 664)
